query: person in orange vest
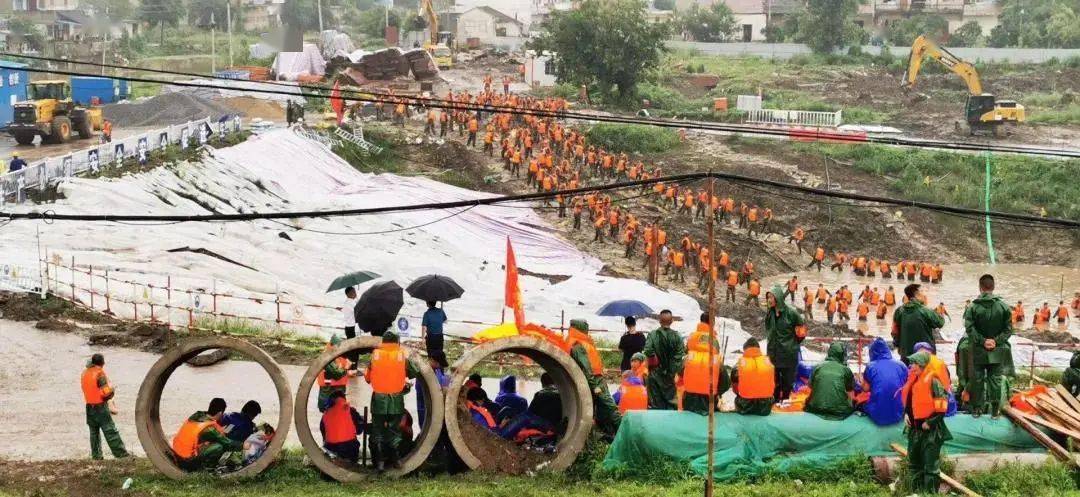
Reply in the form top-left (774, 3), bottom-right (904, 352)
top-left (592, 213), bottom-right (607, 243)
top-left (788, 227), bottom-right (806, 255)
top-left (745, 277), bottom-right (762, 307)
top-left (1011, 300), bottom-right (1025, 324)
top-left (830, 252), bottom-right (846, 272)
top-left (880, 260), bottom-right (892, 278)
top-left (919, 262), bottom-right (933, 283)
top-left (1033, 302), bottom-right (1052, 327)
top-left (424, 109), bottom-right (438, 136)
top-left (615, 370), bottom-right (649, 415)
top-left (786, 276), bottom-right (799, 304)
top-left (572, 197), bottom-right (583, 230)
top-left (884, 286), bottom-right (897, 306)
top-left (466, 387), bottom-right (498, 431)
top-left (1073, 292), bottom-right (1080, 317)
top-left (802, 287), bottom-right (814, 319)
top-left (934, 302), bottom-right (950, 321)
top-left (902, 351), bottom-right (952, 495)
top-left (857, 299), bottom-right (871, 321)
top-left (826, 295), bottom-right (838, 323)
top-left (1056, 301), bottom-right (1071, 324)
top-left (815, 283), bottom-right (830, 304)
top-left (876, 300), bottom-right (889, 320)
top-left (172, 398), bottom-right (241, 470)
top-left (731, 338), bottom-right (775, 415)
top-left (82, 353), bottom-right (128, 460)
top-left (320, 391), bottom-right (366, 463)
top-left (483, 128), bottom-right (495, 156)
top-left (725, 269), bottom-right (739, 303)
top-left (906, 261), bottom-right (918, 281)
top-left (317, 334), bottom-right (356, 412)
top-left (365, 331), bottom-right (418, 471)
top-left (931, 264), bottom-right (944, 284)
top-left (102, 119), bottom-right (113, 143)
top-left (672, 249), bottom-right (686, 283)
top-left (466, 114), bottom-right (479, 147)
top-left (393, 102), bottom-right (407, 127)
top-left (837, 297), bottom-right (851, 321)
top-left (680, 313), bottom-right (729, 415)
top-left (567, 319), bottom-right (621, 436)
top-left (805, 246), bottom-right (825, 271)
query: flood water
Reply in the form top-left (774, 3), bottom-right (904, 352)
top-left (763, 263), bottom-right (1080, 338)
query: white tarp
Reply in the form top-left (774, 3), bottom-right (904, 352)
top-left (0, 129), bottom-right (719, 342)
top-left (271, 43), bottom-right (327, 81)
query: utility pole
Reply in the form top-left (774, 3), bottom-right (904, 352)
top-left (226, 0), bottom-right (233, 68)
top-left (705, 174), bottom-right (717, 497)
top-left (211, 11), bottom-right (217, 73)
top-left (317, 0), bottom-right (324, 32)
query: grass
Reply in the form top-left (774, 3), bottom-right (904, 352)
top-left (776, 140), bottom-right (1080, 220)
top-left (585, 123), bottom-right (680, 154)
top-left (332, 125), bottom-right (406, 174)
top-left (191, 316), bottom-right (325, 354)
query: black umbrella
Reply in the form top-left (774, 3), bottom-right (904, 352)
top-left (406, 274), bottom-right (465, 302)
top-left (353, 280), bottom-right (404, 335)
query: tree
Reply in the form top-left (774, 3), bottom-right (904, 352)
top-left (137, 0), bottom-right (183, 44)
top-left (529, 0), bottom-right (669, 103)
top-left (950, 21), bottom-right (983, 47)
top-left (678, 3), bottom-right (737, 42)
top-left (989, 0), bottom-right (1080, 48)
top-left (357, 7), bottom-right (401, 39)
top-left (792, 0), bottom-right (861, 53)
top-left (282, 0), bottom-right (336, 33)
top-left (885, 13), bottom-right (948, 46)
top-left (7, 18), bottom-right (46, 52)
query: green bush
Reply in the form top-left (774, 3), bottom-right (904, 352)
top-left (964, 461), bottom-right (1078, 497)
top-left (586, 123), bottom-right (681, 153)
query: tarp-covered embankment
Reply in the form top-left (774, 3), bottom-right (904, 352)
top-left (603, 411), bottom-right (1046, 480)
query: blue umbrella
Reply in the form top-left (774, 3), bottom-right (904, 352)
top-left (596, 300), bottom-right (654, 318)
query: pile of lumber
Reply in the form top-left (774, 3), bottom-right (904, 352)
top-left (1004, 384), bottom-right (1080, 466)
top-left (404, 49), bottom-right (439, 80)
top-left (355, 48), bottom-right (412, 80)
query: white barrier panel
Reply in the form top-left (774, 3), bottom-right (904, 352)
top-left (0, 263), bottom-right (42, 294)
top-left (0, 117), bottom-right (243, 205)
top-left (745, 109), bottom-right (842, 128)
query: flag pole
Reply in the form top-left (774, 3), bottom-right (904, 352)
top-left (705, 173), bottom-right (717, 497)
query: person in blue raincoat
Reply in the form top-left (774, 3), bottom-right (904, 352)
top-left (495, 375), bottom-right (528, 423)
top-left (857, 338), bottom-right (908, 425)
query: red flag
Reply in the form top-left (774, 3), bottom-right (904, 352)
top-left (330, 81), bottom-right (345, 125)
top-left (505, 237), bottom-right (525, 327)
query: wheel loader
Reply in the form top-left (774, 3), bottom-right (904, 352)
top-left (6, 80), bottom-right (103, 145)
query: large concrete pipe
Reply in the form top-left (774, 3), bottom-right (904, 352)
top-left (293, 336), bottom-right (444, 481)
top-left (871, 452), bottom-right (1053, 482)
top-left (135, 337), bottom-right (293, 479)
top-left (444, 335), bottom-right (594, 473)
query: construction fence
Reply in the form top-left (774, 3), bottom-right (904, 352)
top-left (0, 117), bottom-right (243, 205)
top-left (745, 108), bottom-right (843, 128)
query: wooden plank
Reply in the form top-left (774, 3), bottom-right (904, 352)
top-left (1052, 385), bottom-right (1080, 417)
top-left (1030, 397), bottom-right (1080, 431)
top-left (1035, 394), bottom-right (1080, 428)
top-left (1010, 408), bottom-right (1080, 442)
top-left (1004, 406), bottom-right (1077, 466)
top-left (889, 443), bottom-right (983, 497)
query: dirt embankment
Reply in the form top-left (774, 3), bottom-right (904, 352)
top-left (0, 458), bottom-right (148, 497)
top-left (0, 292), bottom-right (316, 366)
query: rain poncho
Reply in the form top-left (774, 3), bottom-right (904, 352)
top-left (860, 338), bottom-right (906, 426)
top-left (804, 342), bottom-right (855, 420)
top-left (1063, 351), bottom-right (1080, 397)
top-left (495, 375), bottom-right (528, 422)
top-left (643, 324), bottom-right (687, 410)
top-left (964, 293), bottom-right (1013, 367)
top-left (764, 285), bottom-right (805, 368)
top-left (892, 300), bottom-right (944, 358)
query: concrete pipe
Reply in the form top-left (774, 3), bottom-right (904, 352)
top-left (444, 335), bottom-right (594, 473)
top-left (135, 336), bottom-right (293, 480)
top-left (871, 452), bottom-right (1053, 483)
top-left (293, 336), bottom-right (444, 482)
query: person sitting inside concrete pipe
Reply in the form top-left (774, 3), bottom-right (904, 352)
top-left (171, 397), bottom-right (242, 471)
top-left (494, 375), bottom-right (528, 424)
top-left (528, 372), bottom-right (563, 431)
top-left (320, 391), bottom-right (366, 465)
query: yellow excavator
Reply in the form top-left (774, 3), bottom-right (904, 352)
top-left (903, 35), bottom-right (1024, 136)
top-left (7, 80), bottom-right (103, 145)
top-left (419, 0), bottom-right (452, 69)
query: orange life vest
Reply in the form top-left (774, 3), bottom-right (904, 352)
top-left (1012, 305), bottom-right (1025, 323)
top-left (683, 347), bottom-right (723, 396)
top-left (814, 247), bottom-right (824, 261)
top-left (81, 366), bottom-right (111, 405)
top-left (617, 380), bottom-right (648, 414)
top-left (673, 251), bottom-right (685, 267)
top-left (467, 401), bottom-right (496, 429)
top-left (927, 354), bottom-right (952, 391)
top-left (368, 343), bottom-right (407, 394)
top-left (816, 287), bottom-right (828, 302)
top-left (885, 290), bottom-right (896, 306)
top-left (1035, 307), bottom-right (1052, 324)
top-left (566, 328), bottom-right (603, 376)
top-left (316, 356), bottom-right (351, 388)
top-left (735, 347), bottom-right (775, 400)
top-left (171, 418), bottom-right (221, 460)
top-left (857, 302), bottom-right (870, 318)
top-left (876, 303), bottom-right (888, 319)
top-left (322, 398), bottom-right (358, 444)
top-left (903, 367), bottom-right (948, 421)
top-left (827, 298), bottom-right (838, 313)
top-left (749, 280), bottom-right (761, 297)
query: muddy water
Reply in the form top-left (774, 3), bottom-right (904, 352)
top-left (763, 263), bottom-right (1080, 338)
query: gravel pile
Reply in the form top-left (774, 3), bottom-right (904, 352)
top-left (102, 93), bottom-right (237, 127)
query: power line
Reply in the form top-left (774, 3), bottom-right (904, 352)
top-left (3, 171), bottom-right (1077, 228)
top-left (6, 54), bottom-right (1080, 159)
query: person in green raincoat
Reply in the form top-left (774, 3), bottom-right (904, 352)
top-left (318, 334), bottom-right (356, 412)
top-left (1062, 351), bottom-right (1080, 397)
top-left (964, 274), bottom-right (1013, 417)
top-left (567, 319), bottom-right (621, 437)
top-left (892, 284), bottom-right (945, 360)
top-left (804, 342), bottom-right (855, 419)
top-left (81, 353), bottom-right (129, 460)
top-left (765, 285), bottom-right (805, 401)
top-left (904, 351), bottom-right (952, 494)
top-left (954, 335), bottom-right (973, 411)
top-left (365, 331), bottom-right (419, 471)
top-left (643, 309), bottom-right (687, 410)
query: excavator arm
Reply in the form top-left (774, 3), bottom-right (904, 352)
top-left (903, 35), bottom-right (983, 95)
top-left (420, 0), bottom-right (439, 46)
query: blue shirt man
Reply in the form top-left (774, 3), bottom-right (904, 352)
top-left (9, 155), bottom-right (27, 173)
top-left (220, 400), bottom-right (262, 443)
top-left (421, 301), bottom-right (447, 355)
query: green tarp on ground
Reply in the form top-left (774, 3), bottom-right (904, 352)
top-left (602, 411), bottom-right (1046, 480)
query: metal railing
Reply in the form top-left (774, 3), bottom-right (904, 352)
top-left (745, 109), bottom-right (842, 128)
top-left (0, 116), bottom-right (243, 205)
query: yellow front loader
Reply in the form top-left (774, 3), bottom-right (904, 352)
top-left (7, 80), bottom-right (103, 145)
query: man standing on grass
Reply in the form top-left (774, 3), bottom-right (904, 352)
top-left (81, 353), bottom-right (128, 460)
top-left (964, 274), bottom-right (1013, 418)
top-left (643, 309), bottom-right (686, 410)
top-left (904, 351), bottom-right (952, 494)
top-left (365, 331), bottom-right (418, 471)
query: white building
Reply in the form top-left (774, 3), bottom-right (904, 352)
top-left (524, 50), bottom-right (557, 87)
top-left (456, 6), bottom-right (525, 43)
